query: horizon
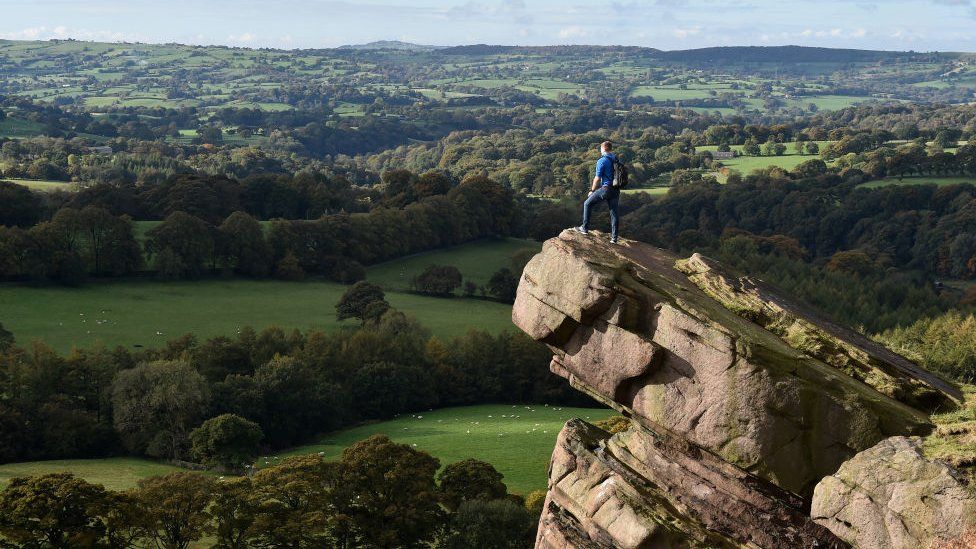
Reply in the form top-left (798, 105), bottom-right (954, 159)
top-left (0, 36), bottom-right (964, 54)
top-left (4, 0), bottom-right (976, 52)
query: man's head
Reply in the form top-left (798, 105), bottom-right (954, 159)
top-left (601, 141), bottom-right (613, 154)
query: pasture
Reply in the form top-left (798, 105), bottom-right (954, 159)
top-left (0, 116), bottom-right (47, 138)
top-left (365, 238), bottom-right (540, 291)
top-left (0, 405), bottom-right (613, 494)
top-left (0, 458), bottom-right (187, 491)
top-left (267, 404), bottom-right (614, 494)
top-left (0, 279), bottom-right (516, 353)
top-left (716, 154), bottom-right (822, 177)
top-left (4, 178), bottom-right (75, 192)
top-left (697, 142), bottom-right (834, 182)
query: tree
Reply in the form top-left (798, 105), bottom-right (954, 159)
top-left (805, 142), bottom-right (820, 156)
top-left (435, 499), bottom-right (535, 549)
top-left (274, 251), bottom-right (305, 281)
top-left (132, 472), bottom-right (215, 549)
top-left (241, 455), bottom-right (343, 548)
top-left (742, 138), bottom-right (761, 156)
top-left (111, 361), bottom-right (211, 459)
top-left (0, 402), bottom-right (30, 463)
top-left (792, 159), bottom-right (828, 179)
top-left (218, 211), bottom-right (270, 277)
top-left (381, 169), bottom-right (419, 207)
top-left (0, 473), bottom-right (113, 548)
top-left (0, 322), bottom-right (13, 351)
top-left (248, 356), bottom-right (346, 447)
top-left (211, 478), bottom-right (256, 549)
top-left (145, 211), bottom-right (214, 279)
top-left (141, 174), bottom-right (241, 223)
top-left (486, 268), bottom-right (518, 302)
top-left (524, 490), bottom-right (547, 517)
top-left (413, 171), bottom-right (453, 199)
top-left (411, 265), bottom-right (463, 296)
top-left (336, 281), bottom-right (387, 322)
top-left (350, 362), bottom-right (438, 419)
top-left (103, 492), bottom-right (147, 549)
top-left (189, 414), bottom-right (263, 472)
top-left (763, 139), bottom-right (786, 156)
top-left (338, 435), bottom-right (445, 548)
top-left (437, 459), bottom-right (509, 512)
top-left (0, 181), bottom-right (44, 228)
top-left (73, 206), bottom-right (142, 275)
top-left (934, 128), bottom-right (961, 149)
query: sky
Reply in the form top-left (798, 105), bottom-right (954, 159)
top-left (2, 0), bottom-right (976, 52)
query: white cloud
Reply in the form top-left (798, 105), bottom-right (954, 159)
top-left (672, 26), bottom-right (701, 39)
top-left (228, 32), bottom-right (256, 44)
top-left (0, 25), bottom-right (141, 42)
top-left (557, 26), bottom-right (588, 39)
top-left (0, 26), bottom-right (45, 40)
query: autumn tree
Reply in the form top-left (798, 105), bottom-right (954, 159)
top-left (411, 265), bottom-right (463, 296)
top-left (111, 360), bottom-right (211, 459)
top-left (338, 435), bottom-right (445, 548)
top-left (435, 498), bottom-right (535, 549)
top-left (131, 472), bottom-right (215, 549)
top-left (0, 473), bottom-right (113, 547)
top-left (437, 458), bottom-right (509, 512)
top-left (336, 281), bottom-right (387, 322)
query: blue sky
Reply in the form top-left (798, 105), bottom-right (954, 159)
top-left (2, 0), bottom-right (976, 51)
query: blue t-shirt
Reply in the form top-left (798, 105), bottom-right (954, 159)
top-left (596, 153), bottom-right (615, 186)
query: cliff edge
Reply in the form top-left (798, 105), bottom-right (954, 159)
top-left (513, 230), bottom-right (974, 549)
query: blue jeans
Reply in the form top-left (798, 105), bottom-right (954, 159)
top-left (581, 186), bottom-right (619, 239)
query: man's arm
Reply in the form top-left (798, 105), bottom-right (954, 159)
top-left (591, 175), bottom-right (600, 192)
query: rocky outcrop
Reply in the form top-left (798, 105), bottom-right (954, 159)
top-left (812, 436), bottom-right (976, 549)
top-left (514, 230), bottom-right (973, 548)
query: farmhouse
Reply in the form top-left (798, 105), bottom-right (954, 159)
top-left (712, 151), bottom-right (736, 159)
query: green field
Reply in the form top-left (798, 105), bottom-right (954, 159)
top-left (266, 404), bottom-right (613, 494)
top-left (716, 154), bottom-right (822, 177)
top-left (0, 279), bottom-right (516, 353)
top-left (0, 116), bottom-right (47, 138)
top-left (0, 457), bottom-right (187, 491)
top-left (858, 176), bottom-right (976, 189)
top-left (4, 178), bottom-right (75, 192)
top-left (365, 238), bottom-right (540, 291)
top-left (1, 405), bottom-right (613, 495)
top-left (695, 142), bottom-right (833, 181)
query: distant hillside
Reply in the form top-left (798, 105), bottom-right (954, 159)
top-left (656, 45), bottom-right (954, 64)
top-left (339, 40), bottom-right (443, 51)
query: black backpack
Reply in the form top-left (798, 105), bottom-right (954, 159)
top-left (611, 157), bottom-right (628, 188)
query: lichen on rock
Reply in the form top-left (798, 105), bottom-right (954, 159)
top-left (812, 436), bottom-right (976, 549)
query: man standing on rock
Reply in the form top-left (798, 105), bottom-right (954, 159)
top-left (575, 141), bottom-right (620, 244)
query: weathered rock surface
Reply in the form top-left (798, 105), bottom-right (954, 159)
top-left (514, 230), bottom-right (973, 548)
top-left (676, 253), bottom-right (960, 411)
top-left (812, 436), bottom-right (976, 549)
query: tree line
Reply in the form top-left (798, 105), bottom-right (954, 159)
top-left (628, 171), bottom-right (976, 286)
top-left (0, 438), bottom-right (539, 548)
top-left (0, 172), bottom-right (519, 284)
top-left (0, 306), bottom-right (587, 465)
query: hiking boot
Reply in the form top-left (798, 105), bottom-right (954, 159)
top-left (610, 236), bottom-right (618, 244)
top-left (573, 226), bottom-right (588, 235)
